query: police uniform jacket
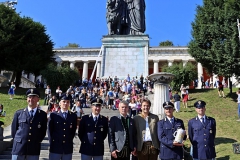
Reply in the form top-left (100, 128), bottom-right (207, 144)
top-left (188, 116), bottom-right (216, 159)
top-left (158, 117), bottom-right (186, 159)
top-left (11, 108), bottom-right (47, 155)
top-left (78, 114), bottom-right (108, 156)
top-left (48, 111), bottom-right (77, 154)
top-left (108, 115), bottom-right (136, 152)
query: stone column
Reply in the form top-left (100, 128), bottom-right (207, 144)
top-left (96, 61), bottom-right (101, 78)
top-left (182, 60), bottom-right (188, 66)
top-left (197, 62), bottom-right (203, 89)
top-left (153, 60), bottom-right (159, 73)
top-left (148, 73), bottom-right (175, 120)
top-left (82, 61), bottom-right (89, 79)
top-left (70, 61), bottom-right (75, 70)
top-left (168, 60), bottom-right (174, 67)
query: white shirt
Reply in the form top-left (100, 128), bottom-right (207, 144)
top-left (72, 106), bottom-right (82, 117)
top-left (28, 107), bottom-right (37, 117)
top-left (61, 110), bottom-right (68, 118)
top-left (56, 89), bottom-right (62, 96)
top-left (129, 103), bottom-right (137, 111)
top-left (198, 115), bottom-right (206, 123)
top-left (92, 113), bottom-right (99, 121)
top-left (167, 117), bottom-right (174, 124)
top-left (144, 117), bottom-right (152, 141)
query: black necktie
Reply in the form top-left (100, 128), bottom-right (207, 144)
top-left (201, 117), bottom-right (205, 123)
top-left (63, 112), bottom-right (67, 119)
top-left (170, 118), bottom-right (174, 124)
top-left (30, 110), bottom-right (34, 120)
top-left (94, 116), bottom-right (97, 122)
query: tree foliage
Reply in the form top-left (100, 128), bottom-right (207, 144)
top-left (159, 40), bottom-right (174, 46)
top-left (162, 63), bottom-right (197, 91)
top-left (40, 64), bottom-right (79, 92)
top-left (63, 43), bottom-right (80, 48)
top-left (0, 5), bottom-right (55, 86)
top-left (188, 0), bottom-right (240, 79)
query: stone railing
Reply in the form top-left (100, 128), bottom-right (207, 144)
top-left (19, 76), bottom-right (35, 88)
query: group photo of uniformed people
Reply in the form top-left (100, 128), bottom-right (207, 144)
top-left (8, 87), bottom-right (216, 160)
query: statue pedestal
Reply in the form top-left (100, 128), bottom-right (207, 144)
top-left (148, 72), bottom-right (175, 120)
top-left (101, 35), bottom-right (149, 79)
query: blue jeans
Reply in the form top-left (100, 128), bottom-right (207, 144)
top-left (12, 155), bottom-right (39, 160)
top-left (238, 103), bottom-right (240, 118)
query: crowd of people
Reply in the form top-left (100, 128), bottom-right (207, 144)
top-left (43, 75), bottom-right (154, 119)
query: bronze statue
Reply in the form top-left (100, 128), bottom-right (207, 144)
top-left (106, 0), bottom-right (146, 35)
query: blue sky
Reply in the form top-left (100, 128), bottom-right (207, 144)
top-left (9, 0), bottom-right (203, 48)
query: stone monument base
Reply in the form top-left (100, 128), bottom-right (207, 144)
top-left (101, 35), bottom-right (149, 79)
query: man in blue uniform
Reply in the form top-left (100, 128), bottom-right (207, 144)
top-left (78, 98), bottom-right (108, 160)
top-left (158, 101), bottom-right (186, 160)
top-left (48, 94), bottom-right (77, 160)
top-left (188, 100), bottom-right (216, 160)
top-left (11, 89), bottom-right (47, 160)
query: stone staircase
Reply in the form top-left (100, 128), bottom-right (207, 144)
top-left (0, 107), bottom-right (120, 160)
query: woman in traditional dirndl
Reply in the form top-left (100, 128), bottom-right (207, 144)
top-left (8, 82), bottom-right (16, 100)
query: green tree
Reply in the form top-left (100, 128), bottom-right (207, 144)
top-left (64, 43), bottom-right (80, 48)
top-left (188, 0), bottom-right (240, 93)
top-left (0, 5), bottom-right (55, 87)
top-left (40, 64), bottom-right (79, 92)
top-left (159, 40), bottom-right (174, 46)
top-left (162, 63), bottom-right (197, 91)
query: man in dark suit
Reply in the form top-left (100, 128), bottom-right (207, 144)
top-left (78, 98), bottom-right (108, 160)
top-left (158, 101), bottom-right (186, 160)
top-left (11, 89), bottom-right (47, 160)
top-left (48, 94), bottom-right (77, 160)
top-left (188, 100), bottom-right (216, 160)
top-left (133, 99), bottom-right (159, 160)
top-left (108, 100), bottom-right (137, 160)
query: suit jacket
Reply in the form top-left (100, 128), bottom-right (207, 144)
top-left (48, 111), bottom-right (77, 154)
top-left (78, 114), bottom-right (108, 156)
top-left (158, 117), bottom-right (186, 159)
top-left (133, 113), bottom-right (159, 151)
top-left (188, 116), bottom-right (216, 159)
top-left (108, 115), bottom-right (136, 152)
top-left (11, 107), bottom-right (47, 155)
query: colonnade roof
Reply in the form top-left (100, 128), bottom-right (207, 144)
top-left (54, 46), bottom-right (189, 52)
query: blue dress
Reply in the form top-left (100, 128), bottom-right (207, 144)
top-left (8, 85), bottom-right (15, 95)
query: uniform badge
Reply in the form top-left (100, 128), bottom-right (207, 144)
top-left (101, 128), bottom-right (103, 131)
top-left (38, 124), bottom-right (41, 128)
top-left (210, 130), bottom-right (212, 133)
top-left (31, 89), bottom-right (34, 93)
top-left (70, 125), bottom-right (72, 128)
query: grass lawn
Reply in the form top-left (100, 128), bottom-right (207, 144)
top-left (0, 87), bottom-right (45, 127)
top-left (0, 87), bottom-right (240, 159)
top-left (176, 88), bottom-right (239, 160)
